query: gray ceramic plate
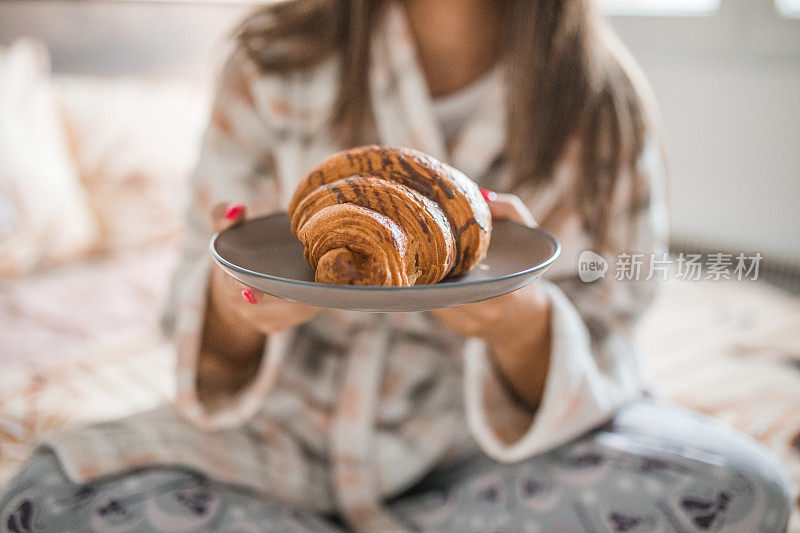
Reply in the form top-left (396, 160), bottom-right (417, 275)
top-left (210, 212), bottom-right (560, 312)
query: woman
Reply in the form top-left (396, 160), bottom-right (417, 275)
top-left (1, 1), bottom-right (791, 531)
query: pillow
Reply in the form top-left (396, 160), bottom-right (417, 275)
top-left (0, 40), bottom-right (99, 277)
top-left (55, 75), bottom-right (210, 252)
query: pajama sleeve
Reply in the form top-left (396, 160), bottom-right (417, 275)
top-left (465, 137), bottom-right (669, 462)
top-left (162, 50), bottom-right (294, 430)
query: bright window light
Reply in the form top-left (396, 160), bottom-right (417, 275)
top-left (107, 0), bottom-right (264, 3)
top-left (599, 0), bottom-right (721, 16)
top-left (775, 0), bottom-right (800, 18)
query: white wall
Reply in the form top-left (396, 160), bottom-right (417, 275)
top-left (609, 0), bottom-right (800, 264)
top-left (0, 1), bottom-right (248, 76)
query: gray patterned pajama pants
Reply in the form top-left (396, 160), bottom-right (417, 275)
top-left (1, 400), bottom-right (792, 532)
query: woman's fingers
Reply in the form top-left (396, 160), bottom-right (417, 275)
top-left (211, 202), bottom-right (247, 233)
top-left (480, 189), bottom-right (537, 227)
top-left (209, 203), bottom-right (264, 303)
top-left (490, 193), bottom-right (537, 227)
top-left (240, 286), bottom-right (266, 304)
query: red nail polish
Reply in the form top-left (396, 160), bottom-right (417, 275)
top-left (480, 188), bottom-right (497, 203)
top-left (224, 204), bottom-right (245, 220)
top-left (241, 288), bottom-right (257, 304)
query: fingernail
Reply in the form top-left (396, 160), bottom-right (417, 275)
top-left (224, 203), bottom-right (245, 220)
top-left (241, 288), bottom-right (257, 304)
top-left (480, 188), bottom-right (497, 203)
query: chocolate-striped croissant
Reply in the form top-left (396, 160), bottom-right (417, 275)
top-left (288, 146), bottom-right (492, 286)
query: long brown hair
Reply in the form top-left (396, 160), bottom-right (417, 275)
top-left (237, 0), bottom-right (657, 251)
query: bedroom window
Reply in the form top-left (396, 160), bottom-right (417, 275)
top-left (775, 0), bottom-right (800, 18)
top-left (598, 0), bottom-right (720, 16)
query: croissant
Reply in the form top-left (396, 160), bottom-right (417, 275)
top-left (288, 146), bottom-right (492, 286)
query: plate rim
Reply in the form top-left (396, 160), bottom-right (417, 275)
top-left (210, 212), bottom-right (561, 292)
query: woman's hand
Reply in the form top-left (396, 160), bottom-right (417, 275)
top-left (198, 203), bottom-right (321, 405)
top-left (208, 203), bottom-right (322, 337)
top-left (431, 190), bottom-right (552, 410)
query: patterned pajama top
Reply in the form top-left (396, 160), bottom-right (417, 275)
top-left (42, 3), bottom-right (668, 531)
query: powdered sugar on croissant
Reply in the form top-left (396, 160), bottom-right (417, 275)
top-left (289, 146), bottom-right (492, 286)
